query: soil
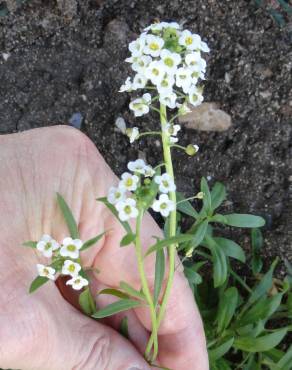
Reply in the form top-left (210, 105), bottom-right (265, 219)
top-left (0, 0), bottom-right (291, 273)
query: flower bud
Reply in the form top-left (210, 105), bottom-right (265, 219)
top-left (195, 191), bottom-right (204, 199)
top-left (185, 144), bottom-right (199, 156)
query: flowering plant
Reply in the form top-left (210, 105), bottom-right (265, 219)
top-left (24, 21), bottom-right (290, 369)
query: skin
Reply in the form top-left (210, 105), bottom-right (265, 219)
top-left (0, 126), bottom-right (209, 370)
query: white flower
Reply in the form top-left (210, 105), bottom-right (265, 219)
top-left (193, 144), bottom-right (200, 153)
top-left (119, 77), bottom-right (133, 92)
top-left (129, 93), bottom-right (151, 117)
top-left (185, 52), bottom-right (205, 71)
top-left (115, 117), bottom-right (127, 134)
top-left (119, 172), bottom-right (139, 191)
top-left (37, 264), bottom-right (56, 280)
top-left (116, 198), bottom-right (139, 221)
top-left (126, 127), bottom-right (139, 143)
top-left (159, 92), bottom-right (177, 109)
top-left (177, 102), bottom-right (192, 115)
top-left (186, 144), bottom-right (200, 156)
top-left (129, 34), bottom-right (146, 57)
top-left (132, 73), bottom-right (148, 90)
top-left (152, 194), bottom-right (175, 217)
top-left (170, 136), bottom-right (178, 144)
top-left (154, 173), bottom-right (176, 194)
top-left (144, 35), bottom-right (164, 57)
top-left (107, 186), bottom-right (126, 205)
top-left (144, 21), bottom-right (180, 32)
top-left (200, 41), bottom-right (210, 53)
top-left (160, 49), bottom-right (181, 73)
top-left (144, 165), bottom-right (155, 177)
top-left (157, 73), bottom-right (175, 95)
top-left (175, 67), bottom-right (192, 92)
top-left (62, 260), bottom-right (81, 277)
top-left (36, 234), bottom-right (60, 258)
top-left (164, 123), bottom-right (181, 137)
top-left (128, 159), bottom-right (147, 174)
top-left (60, 237), bottom-right (83, 259)
top-left (179, 30), bottom-right (201, 51)
top-left (131, 55), bottom-right (152, 74)
top-left (66, 275), bottom-right (89, 290)
top-left (188, 86), bottom-right (204, 107)
top-left (145, 60), bottom-right (165, 85)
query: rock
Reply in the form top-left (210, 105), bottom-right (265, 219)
top-left (179, 103), bottom-right (232, 132)
top-left (6, 0), bottom-right (18, 12)
top-left (56, 0), bottom-right (77, 20)
top-left (69, 113), bottom-right (83, 129)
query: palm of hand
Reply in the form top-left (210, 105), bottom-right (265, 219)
top-left (0, 126), bottom-right (208, 370)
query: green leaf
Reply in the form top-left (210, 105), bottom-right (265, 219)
top-left (213, 237), bottom-right (246, 263)
top-left (80, 231), bottom-right (107, 251)
top-left (154, 249), bottom-right (165, 304)
top-left (119, 316), bottom-right (129, 339)
top-left (184, 265), bottom-right (203, 286)
top-left (92, 299), bottom-right (141, 319)
top-left (201, 177), bottom-right (212, 212)
top-left (205, 235), bottom-right (228, 288)
top-left (57, 193), bottom-right (79, 239)
top-left (97, 197), bottom-right (132, 234)
top-left (223, 214), bottom-right (265, 228)
top-left (120, 281), bottom-right (145, 300)
top-left (176, 192), bottom-right (199, 219)
top-left (120, 233), bottom-right (136, 247)
top-left (79, 287), bottom-right (96, 315)
top-left (29, 276), bottom-right (49, 293)
top-left (146, 233), bottom-right (196, 256)
top-left (251, 228), bottom-right (264, 275)
top-left (211, 182), bottom-right (226, 211)
top-left (184, 219), bottom-right (209, 255)
top-left (98, 288), bottom-right (129, 300)
top-left (277, 345), bottom-right (292, 369)
top-left (211, 214), bottom-right (228, 224)
top-left (238, 293), bottom-right (283, 327)
top-left (233, 328), bottom-right (287, 352)
top-left (209, 337), bottom-right (234, 361)
top-left (217, 287), bottom-right (239, 333)
top-left (247, 259), bottom-right (278, 306)
top-left (22, 241), bottom-right (37, 248)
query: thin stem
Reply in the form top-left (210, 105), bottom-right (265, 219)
top-left (139, 131), bottom-right (161, 138)
top-left (135, 209), bottom-right (159, 360)
top-left (170, 144), bottom-right (186, 151)
top-left (145, 103), bottom-right (177, 359)
top-left (176, 195), bottom-right (198, 205)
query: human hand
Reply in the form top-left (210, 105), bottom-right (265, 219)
top-left (0, 126), bottom-right (208, 370)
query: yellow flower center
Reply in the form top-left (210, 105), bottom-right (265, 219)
top-left (152, 68), bottom-right (159, 76)
top-left (186, 36), bottom-right (193, 45)
top-left (67, 244), bottom-right (76, 252)
top-left (160, 203), bottom-right (167, 209)
top-left (45, 242), bottom-right (52, 250)
top-left (124, 205), bottom-right (132, 214)
top-left (164, 57), bottom-right (174, 67)
top-left (68, 265), bottom-right (75, 272)
top-left (162, 180), bottom-right (169, 187)
top-left (149, 42), bottom-right (159, 51)
top-left (126, 178), bottom-right (133, 187)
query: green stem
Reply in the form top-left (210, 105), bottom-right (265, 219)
top-left (139, 131), bottom-right (161, 138)
top-left (145, 103), bottom-right (177, 359)
top-left (135, 209), bottom-right (159, 360)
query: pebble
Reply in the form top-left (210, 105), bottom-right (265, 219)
top-left (69, 113), bottom-right (83, 129)
top-left (179, 103), bottom-right (232, 132)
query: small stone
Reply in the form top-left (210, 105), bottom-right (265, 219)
top-left (259, 91), bottom-right (272, 99)
top-left (2, 53), bottom-right (10, 61)
top-left (69, 113), bottom-right (83, 129)
top-left (179, 103), bottom-right (232, 132)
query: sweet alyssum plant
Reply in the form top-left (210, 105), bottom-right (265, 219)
top-left (23, 21), bottom-right (291, 369)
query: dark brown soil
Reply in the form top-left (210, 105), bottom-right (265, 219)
top-left (0, 0), bottom-right (291, 272)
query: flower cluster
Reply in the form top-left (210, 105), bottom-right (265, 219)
top-left (119, 21), bottom-right (209, 116)
top-left (107, 159), bottom-right (176, 220)
top-left (35, 234), bottom-right (88, 290)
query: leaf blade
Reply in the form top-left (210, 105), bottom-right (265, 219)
top-left (92, 299), bottom-right (141, 319)
top-left (57, 193), bottom-right (79, 239)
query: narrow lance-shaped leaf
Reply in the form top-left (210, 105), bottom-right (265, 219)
top-left (120, 281), bottom-right (145, 300)
top-left (146, 233), bottom-right (196, 256)
top-left (119, 316), bottom-right (129, 339)
top-left (213, 237), bottom-right (246, 263)
top-left (29, 276), bottom-right (49, 293)
top-left (120, 233), bottom-right (136, 247)
top-left (98, 288), bottom-right (129, 300)
top-left (209, 337), bottom-right (234, 361)
top-left (176, 192), bottom-right (199, 219)
top-left (80, 231), bottom-right (107, 251)
top-left (210, 182), bottom-right (226, 211)
top-left (201, 177), bottom-right (212, 213)
top-left (57, 193), bottom-right (79, 239)
top-left (97, 197), bottom-right (132, 234)
top-left (223, 214), bottom-right (265, 228)
top-left (92, 299), bottom-right (142, 319)
top-left (216, 287), bottom-right (239, 333)
top-left (154, 249), bottom-right (165, 304)
top-left (233, 328), bottom-right (287, 352)
top-left (79, 287), bottom-right (96, 315)
top-left (251, 228), bottom-right (263, 275)
top-left (22, 241), bottom-right (37, 248)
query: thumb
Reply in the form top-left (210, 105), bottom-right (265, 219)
top-left (0, 286), bottom-right (151, 370)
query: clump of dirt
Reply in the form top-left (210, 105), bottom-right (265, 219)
top-left (0, 0), bottom-right (291, 270)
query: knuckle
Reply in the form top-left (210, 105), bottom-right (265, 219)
top-left (73, 330), bottom-right (111, 370)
